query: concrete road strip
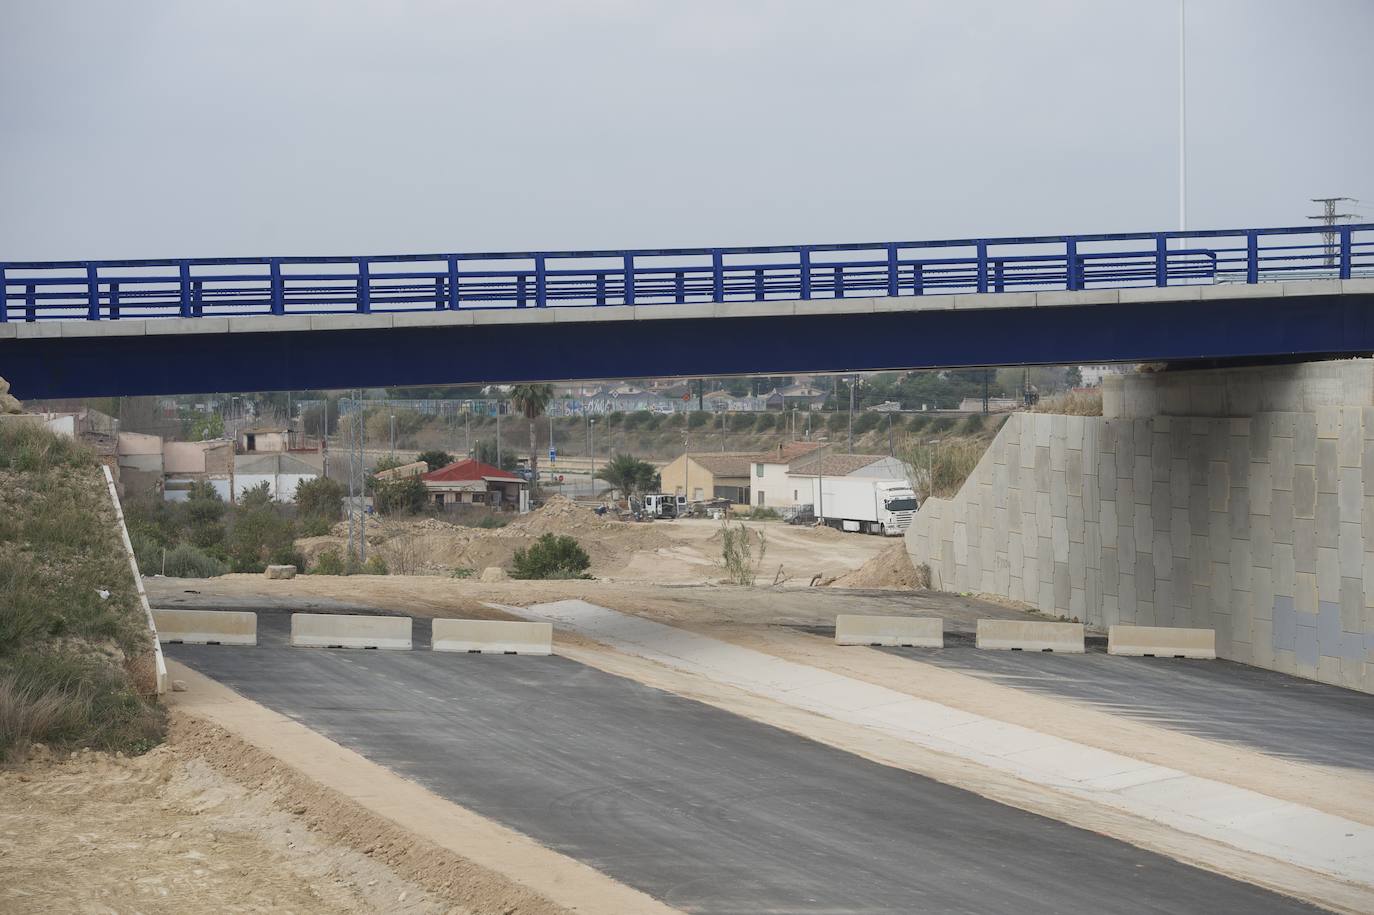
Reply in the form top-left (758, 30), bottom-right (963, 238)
top-left (1109, 625), bottom-right (1217, 659)
top-left (499, 599), bottom-right (1374, 889)
top-left (431, 619), bottom-right (552, 655)
top-left (835, 614), bottom-right (943, 647)
top-left (290, 612), bottom-right (412, 650)
top-left (976, 618), bottom-right (1085, 652)
top-left (152, 608), bottom-right (256, 646)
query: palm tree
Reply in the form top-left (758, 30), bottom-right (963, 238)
top-left (510, 384), bottom-right (554, 491)
top-left (594, 453), bottom-right (658, 500)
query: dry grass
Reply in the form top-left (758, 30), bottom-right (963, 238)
top-left (0, 422), bottom-right (165, 760)
top-left (1033, 389), bottom-right (1103, 416)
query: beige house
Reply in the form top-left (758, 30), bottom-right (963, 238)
top-left (660, 442), bottom-right (826, 506)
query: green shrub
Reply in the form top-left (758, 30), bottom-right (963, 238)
top-left (362, 555), bottom-right (389, 575)
top-left (416, 449), bottom-right (454, 472)
top-left (958, 414), bottom-right (986, 434)
top-left (510, 533), bottom-right (592, 580)
top-left (162, 543), bottom-right (227, 578)
top-left (313, 548), bottom-right (345, 575)
top-left (687, 411), bottom-right (709, 429)
top-left (238, 480), bottom-right (274, 508)
top-left (298, 516), bottom-right (332, 537)
top-left (827, 412), bottom-right (848, 432)
top-left (719, 521), bottom-right (767, 585)
top-left (295, 475), bottom-right (344, 521)
top-left (450, 567), bottom-right (475, 579)
top-left (471, 514), bottom-right (509, 529)
top-left (0, 422), bottom-right (88, 472)
top-left (227, 508), bottom-right (298, 573)
top-left (745, 506), bottom-right (781, 520)
top-left (373, 476), bottom-right (427, 515)
top-left (853, 412), bottom-right (881, 435)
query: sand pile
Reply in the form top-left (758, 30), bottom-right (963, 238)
top-left (827, 541), bottom-right (929, 590)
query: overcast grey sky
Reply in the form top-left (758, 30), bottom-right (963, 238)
top-left (1, 0), bottom-right (1370, 260)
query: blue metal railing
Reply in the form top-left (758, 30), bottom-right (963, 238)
top-left (1, 224), bottom-right (1370, 323)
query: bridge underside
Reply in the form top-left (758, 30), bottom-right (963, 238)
top-left (5, 290), bottom-right (1373, 399)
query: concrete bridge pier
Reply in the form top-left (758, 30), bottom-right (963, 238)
top-left (907, 359), bottom-right (1374, 693)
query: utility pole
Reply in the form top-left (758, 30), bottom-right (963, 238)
top-left (389, 413), bottom-right (396, 456)
top-left (589, 418), bottom-right (596, 497)
top-left (465, 410), bottom-right (471, 456)
top-left (1178, 0), bottom-right (1187, 234)
top-left (1308, 197), bottom-right (1358, 268)
top-left (982, 369), bottom-right (990, 414)
top-left (848, 375), bottom-right (856, 453)
top-left (345, 394), bottom-right (367, 566)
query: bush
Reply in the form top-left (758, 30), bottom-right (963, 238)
top-left (362, 555), bottom-right (389, 575)
top-left (719, 521), bottom-right (766, 585)
top-left (745, 506), bottom-right (781, 520)
top-left (162, 543), bottom-right (227, 578)
top-left (510, 534), bottom-right (592, 580)
top-left (373, 476), bottom-right (427, 515)
top-left (417, 449), bottom-right (454, 472)
top-left (958, 414), bottom-right (986, 434)
top-left (313, 548), bottom-right (345, 575)
top-left (298, 516), bottom-right (333, 537)
top-left (227, 508), bottom-right (297, 573)
top-left (238, 480), bottom-right (274, 508)
top-left (827, 412), bottom-right (848, 432)
top-left (853, 412), bottom-right (882, 435)
top-left (450, 567), bottom-right (475, 579)
top-left (471, 514), bottom-right (509, 529)
top-left (687, 412), bottom-right (709, 429)
top-left (295, 475), bottom-right (344, 521)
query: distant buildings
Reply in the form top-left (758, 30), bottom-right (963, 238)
top-left (420, 458), bottom-right (527, 510)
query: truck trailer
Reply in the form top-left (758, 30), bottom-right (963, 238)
top-left (797, 476), bottom-right (917, 536)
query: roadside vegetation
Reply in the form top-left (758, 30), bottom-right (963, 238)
top-left (719, 521), bottom-right (768, 585)
top-left (0, 423), bottom-right (165, 760)
top-left (510, 533), bottom-right (592, 580)
top-left (127, 475), bottom-right (347, 578)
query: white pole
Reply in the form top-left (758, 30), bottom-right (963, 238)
top-left (1178, 0), bottom-right (1187, 233)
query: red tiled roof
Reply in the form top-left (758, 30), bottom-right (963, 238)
top-left (421, 458), bottom-right (520, 482)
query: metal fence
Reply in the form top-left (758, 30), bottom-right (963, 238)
top-left (3, 224), bottom-right (1371, 322)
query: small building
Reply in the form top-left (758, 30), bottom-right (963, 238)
top-left (373, 460), bottom-right (428, 483)
top-left (421, 459), bottom-right (527, 510)
top-left (237, 427), bottom-right (291, 453)
top-left (233, 452), bottom-right (322, 503)
top-left (763, 384), bottom-right (828, 411)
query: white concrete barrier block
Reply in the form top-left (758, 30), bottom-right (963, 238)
top-left (432, 619), bottom-right (553, 655)
top-left (1108, 625), bottom-right (1216, 659)
top-left (265, 564), bottom-right (297, 579)
top-left (290, 613), bottom-right (412, 650)
top-left (835, 615), bottom-right (943, 648)
top-left (976, 619), bottom-right (1085, 653)
top-left (153, 609), bottom-right (257, 646)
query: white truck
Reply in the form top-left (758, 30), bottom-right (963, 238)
top-left (799, 477), bottom-right (917, 536)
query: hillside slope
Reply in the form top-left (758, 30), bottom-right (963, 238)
top-left (0, 421), bottom-right (164, 760)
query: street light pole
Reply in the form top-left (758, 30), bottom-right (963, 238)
top-left (390, 413), bottom-right (396, 456)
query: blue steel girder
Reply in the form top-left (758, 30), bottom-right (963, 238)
top-left (3, 289), bottom-right (1373, 400)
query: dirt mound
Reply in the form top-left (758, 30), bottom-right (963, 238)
top-left (299, 497), bottom-right (669, 577)
top-left (827, 541), bottom-right (929, 590)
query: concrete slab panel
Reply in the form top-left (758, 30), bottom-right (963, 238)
top-left (229, 315), bottom-right (311, 333)
top-left (58, 320), bottom-right (148, 338)
top-left (392, 311), bottom-right (475, 327)
top-left (144, 317), bottom-right (230, 335)
top-left (1108, 625), bottom-right (1216, 659)
top-left (290, 612), bottom-right (411, 650)
top-left (975, 619), bottom-right (1085, 653)
top-left (834, 614), bottom-right (943, 648)
top-left (1034, 289), bottom-right (1119, 308)
top-left (432, 618), bottom-right (553, 655)
top-left (153, 608), bottom-right (256, 646)
top-left (552, 305), bottom-right (635, 324)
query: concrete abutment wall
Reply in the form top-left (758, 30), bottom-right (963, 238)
top-left (907, 359), bottom-right (1374, 693)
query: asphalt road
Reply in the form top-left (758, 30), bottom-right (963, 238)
top-left (168, 613), bottom-right (1318, 915)
top-left (863, 632), bottom-right (1374, 772)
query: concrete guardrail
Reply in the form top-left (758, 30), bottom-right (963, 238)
top-left (290, 613), bottom-right (412, 650)
top-left (432, 619), bottom-right (553, 655)
top-left (834, 614), bottom-right (943, 648)
top-left (976, 619), bottom-right (1085, 653)
top-left (152, 609), bottom-right (257, 646)
top-left (1108, 625), bottom-right (1216, 659)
